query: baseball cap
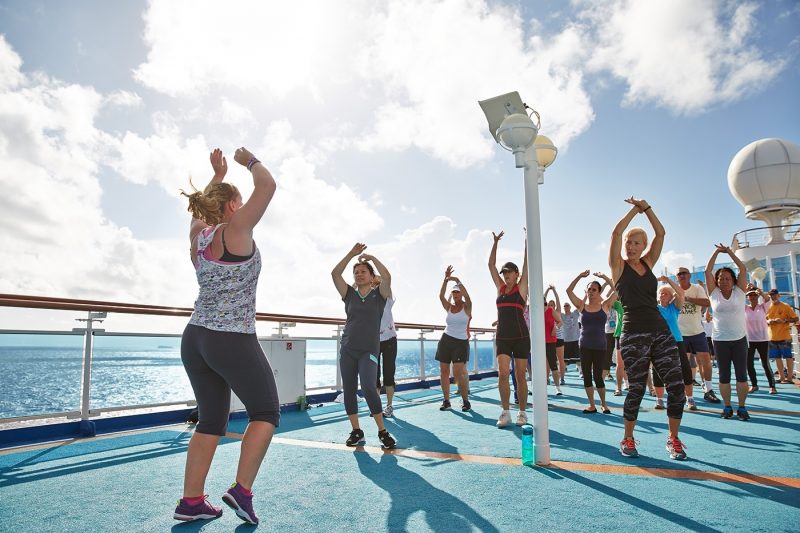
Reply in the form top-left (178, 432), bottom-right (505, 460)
top-left (768, 288), bottom-right (779, 295)
top-left (500, 262), bottom-right (519, 274)
top-left (451, 284), bottom-right (462, 292)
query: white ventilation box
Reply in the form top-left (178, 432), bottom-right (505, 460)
top-left (230, 338), bottom-right (307, 411)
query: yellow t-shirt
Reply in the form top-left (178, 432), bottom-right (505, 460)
top-left (766, 301), bottom-right (798, 341)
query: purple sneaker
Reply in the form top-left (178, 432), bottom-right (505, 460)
top-left (222, 482), bottom-right (259, 525)
top-left (173, 495), bottom-right (222, 521)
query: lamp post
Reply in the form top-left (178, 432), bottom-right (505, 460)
top-left (479, 92), bottom-right (558, 465)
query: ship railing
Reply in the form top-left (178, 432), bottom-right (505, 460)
top-left (0, 294), bottom-right (497, 428)
top-left (732, 224), bottom-right (800, 249)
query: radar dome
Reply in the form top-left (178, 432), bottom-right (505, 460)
top-left (728, 138), bottom-right (800, 224)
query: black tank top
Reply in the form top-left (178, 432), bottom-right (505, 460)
top-left (219, 228), bottom-right (255, 262)
top-left (496, 284), bottom-right (529, 339)
top-left (615, 261), bottom-right (668, 334)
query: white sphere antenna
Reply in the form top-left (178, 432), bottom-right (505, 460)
top-left (728, 138), bottom-right (800, 244)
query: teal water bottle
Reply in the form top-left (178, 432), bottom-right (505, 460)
top-left (521, 424), bottom-right (534, 466)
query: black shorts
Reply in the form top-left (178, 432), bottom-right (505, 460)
top-left (496, 337), bottom-right (530, 359)
top-left (555, 338), bottom-right (564, 348)
top-left (564, 340), bottom-right (579, 361)
top-left (684, 332), bottom-right (710, 354)
top-left (435, 333), bottom-right (470, 364)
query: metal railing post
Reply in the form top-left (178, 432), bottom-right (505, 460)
top-left (74, 311), bottom-right (106, 437)
top-left (472, 333), bottom-right (478, 373)
top-left (492, 332), bottom-right (497, 370)
top-left (419, 330), bottom-right (427, 383)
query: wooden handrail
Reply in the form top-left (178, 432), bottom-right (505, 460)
top-left (0, 294), bottom-right (496, 334)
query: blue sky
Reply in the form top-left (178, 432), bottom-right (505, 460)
top-left (1, 0), bottom-right (798, 333)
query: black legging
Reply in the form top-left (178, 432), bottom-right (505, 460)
top-left (747, 341), bottom-right (776, 388)
top-left (603, 333), bottom-right (615, 371)
top-left (181, 324), bottom-right (280, 436)
top-left (652, 341), bottom-right (692, 386)
top-left (580, 346), bottom-right (606, 389)
top-left (376, 336), bottom-right (398, 388)
top-left (713, 336), bottom-right (748, 384)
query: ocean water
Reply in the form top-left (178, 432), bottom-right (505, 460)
top-left (0, 334), bottom-right (496, 419)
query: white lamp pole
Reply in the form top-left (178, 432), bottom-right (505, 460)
top-left (479, 93), bottom-right (557, 465)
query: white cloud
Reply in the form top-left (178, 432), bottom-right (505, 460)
top-left (659, 250), bottom-right (696, 274)
top-left (355, 0), bottom-right (595, 166)
top-left (0, 35), bottom-right (23, 90)
top-left (0, 38), bottom-right (197, 314)
top-left (133, 0), bottom-right (595, 169)
top-left (104, 90), bottom-right (143, 108)
top-left (581, 0), bottom-right (785, 113)
top-left (134, 0), bottom-right (370, 99)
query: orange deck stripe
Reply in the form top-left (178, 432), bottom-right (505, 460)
top-left (221, 433), bottom-right (800, 488)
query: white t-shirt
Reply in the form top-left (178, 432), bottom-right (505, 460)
top-left (379, 297), bottom-right (396, 342)
top-left (709, 287), bottom-right (747, 341)
top-left (702, 317), bottom-right (713, 338)
top-left (678, 283), bottom-right (708, 337)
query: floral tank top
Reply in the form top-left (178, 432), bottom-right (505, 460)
top-left (188, 224), bottom-right (261, 333)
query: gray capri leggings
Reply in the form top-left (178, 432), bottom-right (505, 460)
top-left (181, 324), bottom-right (280, 436)
top-left (340, 345), bottom-right (383, 416)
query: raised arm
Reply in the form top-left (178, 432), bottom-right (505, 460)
top-left (566, 270), bottom-right (590, 311)
top-left (188, 148), bottom-right (228, 240)
top-left (659, 275), bottom-right (685, 308)
top-left (228, 147), bottom-right (277, 236)
top-left (488, 231), bottom-right (504, 290)
top-left (518, 236), bottom-right (529, 301)
top-left (609, 203), bottom-right (640, 281)
top-left (720, 244), bottom-right (748, 291)
top-left (637, 200), bottom-right (665, 268)
top-left (686, 281), bottom-right (711, 308)
top-left (595, 272), bottom-right (618, 309)
top-left (332, 243), bottom-right (365, 299)
top-left (549, 284), bottom-right (562, 310)
top-left (704, 246), bottom-right (723, 295)
top-left (439, 266), bottom-right (453, 311)
top-left (360, 253), bottom-right (392, 299)
top-left (451, 275), bottom-right (473, 316)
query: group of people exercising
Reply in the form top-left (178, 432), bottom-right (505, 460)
top-left (172, 148), bottom-right (795, 524)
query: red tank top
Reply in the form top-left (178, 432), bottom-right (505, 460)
top-left (544, 306), bottom-right (556, 344)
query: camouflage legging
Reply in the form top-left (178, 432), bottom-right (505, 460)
top-left (620, 329), bottom-right (685, 421)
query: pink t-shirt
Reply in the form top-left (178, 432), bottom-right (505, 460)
top-left (744, 303), bottom-right (770, 342)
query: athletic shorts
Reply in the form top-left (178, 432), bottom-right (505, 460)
top-left (768, 340), bottom-right (793, 359)
top-left (555, 338), bottom-right (564, 348)
top-left (435, 333), bottom-right (470, 364)
top-left (683, 332), bottom-right (709, 354)
top-left (564, 340), bottom-right (579, 361)
top-left (496, 337), bottom-right (531, 360)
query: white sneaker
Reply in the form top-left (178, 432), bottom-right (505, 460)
top-left (516, 411), bottom-right (528, 426)
top-left (383, 405), bottom-right (393, 417)
top-left (496, 410), bottom-right (511, 428)
top-left (555, 385), bottom-right (563, 396)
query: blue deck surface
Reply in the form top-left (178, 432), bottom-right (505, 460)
top-left (1, 374), bottom-right (798, 532)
